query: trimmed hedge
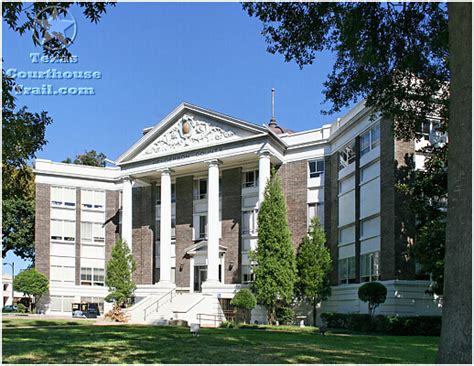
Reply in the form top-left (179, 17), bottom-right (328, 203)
top-left (320, 312), bottom-right (441, 336)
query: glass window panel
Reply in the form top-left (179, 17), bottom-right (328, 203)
top-left (81, 222), bottom-right (92, 242)
top-left (371, 124), bottom-right (380, 148)
top-left (51, 220), bottom-right (62, 240)
top-left (50, 296), bottom-right (62, 311)
top-left (62, 296), bottom-right (74, 313)
top-left (93, 223), bottom-right (105, 242)
top-left (82, 190), bottom-right (94, 208)
top-left (51, 187), bottom-right (63, 205)
top-left (64, 188), bottom-right (76, 206)
top-left (63, 221), bottom-right (75, 241)
top-left (94, 191), bottom-right (105, 209)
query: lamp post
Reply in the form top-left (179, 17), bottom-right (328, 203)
top-left (3, 262), bottom-right (15, 306)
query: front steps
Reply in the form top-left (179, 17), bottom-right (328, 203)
top-left (127, 291), bottom-right (226, 327)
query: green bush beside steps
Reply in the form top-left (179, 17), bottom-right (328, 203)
top-left (320, 312), bottom-right (441, 336)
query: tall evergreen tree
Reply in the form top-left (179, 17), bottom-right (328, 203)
top-left (296, 217), bottom-right (332, 326)
top-left (105, 239), bottom-right (136, 307)
top-left (252, 172), bottom-right (296, 324)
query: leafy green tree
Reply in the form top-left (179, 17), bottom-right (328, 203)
top-left (399, 146), bottom-right (447, 295)
top-left (358, 282), bottom-right (388, 317)
top-left (13, 269), bottom-right (49, 312)
top-left (230, 288), bottom-right (256, 323)
top-left (63, 150), bottom-right (107, 167)
top-left (252, 172), bottom-right (296, 324)
top-left (296, 217), bottom-right (332, 326)
top-left (105, 239), bottom-right (136, 307)
top-left (243, 3), bottom-right (471, 361)
top-left (2, 3), bottom-right (114, 260)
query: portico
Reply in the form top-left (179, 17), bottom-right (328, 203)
top-left (116, 103), bottom-right (281, 295)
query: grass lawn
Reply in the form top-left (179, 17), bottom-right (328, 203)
top-left (2, 318), bottom-right (439, 364)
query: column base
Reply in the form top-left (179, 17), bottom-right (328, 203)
top-left (155, 280), bottom-right (176, 292)
top-left (201, 280), bottom-right (223, 294)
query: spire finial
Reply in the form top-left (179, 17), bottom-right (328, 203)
top-left (270, 88), bottom-right (276, 125)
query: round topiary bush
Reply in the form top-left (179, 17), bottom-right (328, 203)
top-left (231, 289), bottom-right (257, 323)
top-left (358, 282), bottom-right (387, 317)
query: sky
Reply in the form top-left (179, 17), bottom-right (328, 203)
top-left (3, 2), bottom-right (352, 274)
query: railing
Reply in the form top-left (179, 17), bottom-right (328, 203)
top-left (196, 313), bottom-right (226, 328)
top-left (143, 289), bottom-right (176, 321)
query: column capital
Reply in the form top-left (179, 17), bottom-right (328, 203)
top-left (206, 158), bottom-right (222, 168)
top-left (158, 168), bottom-right (174, 176)
top-left (257, 149), bottom-right (272, 158)
top-left (122, 175), bottom-right (134, 183)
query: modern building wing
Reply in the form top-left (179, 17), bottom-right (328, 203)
top-left (34, 101), bottom-right (442, 324)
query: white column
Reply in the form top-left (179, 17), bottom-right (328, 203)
top-left (189, 257), bottom-right (195, 293)
top-left (122, 177), bottom-right (133, 250)
top-left (158, 169), bottom-right (174, 289)
top-left (258, 151), bottom-right (271, 205)
top-left (204, 159), bottom-right (221, 286)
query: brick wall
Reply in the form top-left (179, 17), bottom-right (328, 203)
top-left (277, 160), bottom-right (308, 249)
top-left (105, 190), bottom-right (120, 264)
top-left (175, 176), bottom-right (194, 288)
top-left (324, 153), bottom-right (339, 285)
top-left (131, 186), bottom-right (154, 285)
top-left (380, 119), bottom-right (416, 280)
top-left (35, 183), bottom-right (50, 278)
top-left (221, 168), bottom-right (242, 284)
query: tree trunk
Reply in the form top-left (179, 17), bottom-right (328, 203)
top-left (313, 301), bottom-right (317, 326)
top-left (437, 3), bottom-right (472, 363)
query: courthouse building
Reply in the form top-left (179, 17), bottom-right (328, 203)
top-left (34, 101), bottom-right (442, 323)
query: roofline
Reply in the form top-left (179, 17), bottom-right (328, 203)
top-left (115, 102), bottom-right (268, 165)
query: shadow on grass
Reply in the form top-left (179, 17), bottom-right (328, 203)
top-left (3, 324), bottom-right (439, 364)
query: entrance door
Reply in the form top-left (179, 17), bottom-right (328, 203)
top-left (194, 266), bottom-right (207, 292)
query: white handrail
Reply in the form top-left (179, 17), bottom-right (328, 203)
top-left (143, 289), bottom-right (176, 321)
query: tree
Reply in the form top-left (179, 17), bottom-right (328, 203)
top-left (13, 269), bottom-right (48, 312)
top-left (2, 3), bottom-right (114, 259)
top-left (105, 239), bottom-right (136, 307)
top-left (230, 288), bottom-right (256, 323)
top-left (296, 217), bottom-right (332, 326)
top-left (358, 282), bottom-right (387, 317)
top-left (63, 150), bottom-right (107, 167)
top-left (437, 3), bottom-right (471, 363)
top-left (398, 146), bottom-right (447, 295)
top-left (252, 172), bottom-right (296, 324)
top-left (243, 3), bottom-right (471, 361)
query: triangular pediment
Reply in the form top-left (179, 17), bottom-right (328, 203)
top-left (117, 103), bottom-right (267, 164)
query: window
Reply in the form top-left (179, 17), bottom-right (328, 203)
top-left (155, 216), bottom-right (176, 240)
top-left (198, 215), bottom-right (207, 239)
top-left (360, 124), bottom-right (380, 156)
top-left (241, 265), bottom-right (255, 284)
top-left (155, 183), bottom-right (176, 205)
top-left (171, 217), bottom-right (176, 239)
top-left (49, 296), bottom-right (74, 312)
top-left (243, 170), bottom-right (259, 188)
top-left (338, 143), bottom-right (356, 170)
top-left (308, 203), bottom-right (324, 227)
top-left (360, 252), bottom-right (380, 282)
top-left (81, 222), bottom-right (105, 244)
top-left (80, 267), bottom-right (104, 286)
top-left (50, 265), bottom-right (75, 284)
top-left (338, 257), bottom-right (356, 284)
top-left (81, 189), bottom-right (105, 210)
top-left (3, 284), bottom-right (8, 291)
top-left (50, 220), bottom-right (75, 241)
top-left (51, 186), bottom-right (76, 207)
top-left (309, 160), bottom-right (325, 178)
top-left (242, 210), bottom-right (258, 235)
top-left (194, 179), bottom-right (207, 200)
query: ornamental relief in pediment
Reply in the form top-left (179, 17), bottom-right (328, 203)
top-left (143, 114), bottom-right (235, 155)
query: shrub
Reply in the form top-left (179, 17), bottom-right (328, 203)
top-left (321, 312), bottom-right (441, 336)
top-left (231, 289), bottom-right (256, 323)
top-left (220, 321), bottom-right (237, 329)
top-left (320, 312), bottom-right (347, 328)
top-left (17, 303), bottom-right (27, 313)
top-left (358, 282), bottom-right (387, 316)
top-left (346, 314), bottom-right (374, 332)
top-left (276, 306), bottom-right (295, 325)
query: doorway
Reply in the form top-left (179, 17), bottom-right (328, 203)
top-left (194, 266), bottom-right (207, 292)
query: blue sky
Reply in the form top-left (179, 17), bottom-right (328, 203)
top-left (3, 2), bottom-right (351, 273)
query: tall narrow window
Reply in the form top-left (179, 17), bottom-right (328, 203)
top-left (338, 143), bottom-right (356, 170)
top-left (199, 215), bottom-right (207, 239)
top-left (243, 170), bottom-right (259, 188)
top-left (309, 160), bottom-right (325, 178)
